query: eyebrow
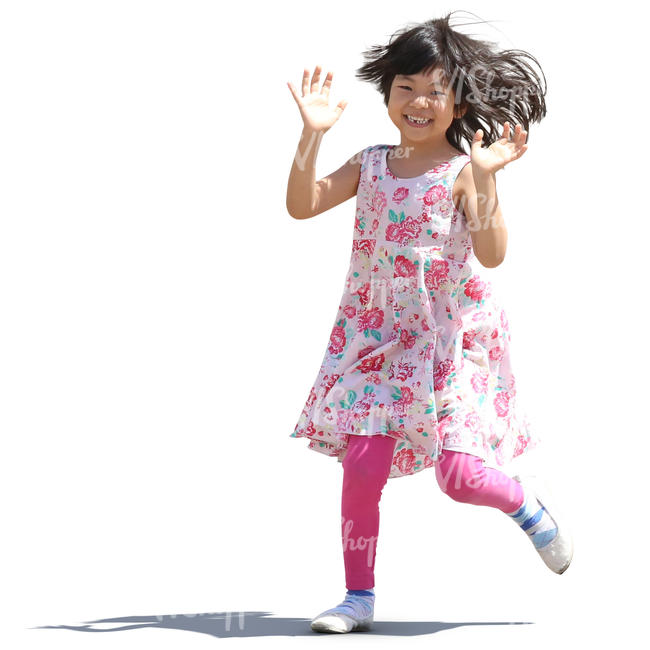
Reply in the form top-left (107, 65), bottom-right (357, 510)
top-left (396, 75), bottom-right (447, 87)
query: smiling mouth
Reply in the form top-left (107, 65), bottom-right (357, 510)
top-left (403, 114), bottom-right (432, 127)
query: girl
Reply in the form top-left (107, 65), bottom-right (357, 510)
top-left (286, 11), bottom-right (573, 634)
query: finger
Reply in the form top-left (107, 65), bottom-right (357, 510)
top-left (287, 81), bottom-right (302, 106)
top-left (503, 121), bottom-right (510, 139)
top-left (334, 99), bottom-right (348, 116)
top-left (311, 64), bottom-right (322, 95)
top-left (301, 68), bottom-right (310, 96)
top-left (321, 70), bottom-right (333, 98)
top-left (520, 128), bottom-right (528, 146)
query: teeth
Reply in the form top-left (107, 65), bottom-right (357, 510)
top-left (406, 114), bottom-right (430, 124)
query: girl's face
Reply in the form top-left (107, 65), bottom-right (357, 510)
top-left (387, 67), bottom-right (464, 147)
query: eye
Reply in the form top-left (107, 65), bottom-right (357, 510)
top-left (397, 85), bottom-right (442, 95)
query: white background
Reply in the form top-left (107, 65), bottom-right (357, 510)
top-left (1, 1), bottom-right (647, 648)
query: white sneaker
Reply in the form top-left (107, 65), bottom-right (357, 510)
top-left (512, 473), bottom-right (574, 574)
top-left (310, 591), bottom-right (375, 633)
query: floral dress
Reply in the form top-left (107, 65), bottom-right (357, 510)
top-left (290, 144), bottom-right (540, 479)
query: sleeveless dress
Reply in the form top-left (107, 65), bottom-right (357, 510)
top-left (290, 143), bottom-right (540, 479)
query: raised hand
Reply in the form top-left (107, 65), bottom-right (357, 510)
top-left (287, 65), bottom-right (348, 133)
top-left (470, 122), bottom-right (528, 174)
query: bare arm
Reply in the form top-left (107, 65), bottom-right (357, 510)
top-left (286, 128), bottom-right (364, 220)
top-left (454, 163), bottom-right (508, 268)
top-left (286, 66), bottom-right (356, 219)
top-left (454, 121), bottom-right (531, 267)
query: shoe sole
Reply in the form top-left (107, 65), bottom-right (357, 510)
top-left (310, 613), bottom-right (373, 633)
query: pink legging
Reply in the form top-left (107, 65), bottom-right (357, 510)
top-left (341, 433), bottom-right (525, 590)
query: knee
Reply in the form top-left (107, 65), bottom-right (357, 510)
top-left (435, 451), bottom-right (487, 503)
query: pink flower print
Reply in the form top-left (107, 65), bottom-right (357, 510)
top-left (354, 238), bottom-right (376, 256)
top-left (399, 328), bottom-right (417, 350)
top-left (354, 213), bottom-right (365, 234)
top-left (470, 370), bottom-right (488, 394)
top-left (489, 346), bottom-right (504, 363)
top-left (388, 359), bottom-right (416, 382)
top-left (394, 254), bottom-right (417, 278)
top-left (494, 390), bottom-right (512, 417)
top-left (358, 345), bottom-right (376, 359)
top-left (358, 352), bottom-right (385, 373)
top-left (355, 281), bottom-right (371, 306)
top-left (343, 304), bottom-right (356, 318)
top-left (304, 421), bottom-right (317, 437)
top-left (500, 309), bottom-right (509, 331)
top-left (305, 386), bottom-right (317, 409)
top-left (434, 414), bottom-right (455, 439)
top-left (423, 184), bottom-right (448, 207)
top-left (370, 189), bottom-right (387, 215)
top-left (371, 218), bottom-right (379, 234)
top-left (336, 408), bottom-right (358, 432)
top-left (513, 433), bottom-right (530, 456)
top-left (357, 306), bottom-right (384, 332)
top-left (463, 329), bottom-right (478, 350)
top-left (328, 325), bottom-right (347, 355)
top-left (433, 358), bottom-right (455, 391)
top-left (320, 373), bottom-right (341, 395)
top-left (355, 390), bottom-right (375, 414)
top-left (392, 385), bottom-right (415, 418)
top-left (463, 410), bottom-right (482, 436)
top-left (393, 186), bottom-right (409, 203)
top-left (464, 276), bottom-right (491, 303)
top-left (424, 258), bottom-right (450, 290)
top-left (422, 338), bottom-right (435, 362)
top-left (385, 217), bottom-right (422, 245)
top-left (394, 447), bottom-right (417, 474)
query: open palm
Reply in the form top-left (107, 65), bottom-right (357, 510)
top-left (471, 122), bottom-right (528, 173)
top-left (287, 65), bottom-right (348, 133)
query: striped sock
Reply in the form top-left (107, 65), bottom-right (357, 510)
top-left (318, 589), bottom-right (373, 621)
top-left (507, 488), bottom-right (558, 549)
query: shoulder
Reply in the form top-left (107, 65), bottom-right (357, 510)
top-left (347, 144), bottom-right (385, 165)
top-left (451, 156), bottom-right (473, 215)
top-left (365, 143), bottom-right (391, 159)
top-left (452, 156), bottom-right (473, 202)
top-left (349, 144), bottom-right (391, 172)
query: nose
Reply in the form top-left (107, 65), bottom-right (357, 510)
top-left (409, 96), bottom-right (430, 109)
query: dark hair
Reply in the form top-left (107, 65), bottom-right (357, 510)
top-left (355, 10), bottom-right (547, 152)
